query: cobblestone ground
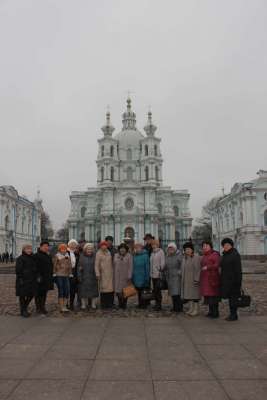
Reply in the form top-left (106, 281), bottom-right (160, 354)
top-left (0, 273), bottom-right (266, 318)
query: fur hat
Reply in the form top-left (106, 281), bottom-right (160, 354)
top-left (83, 242), bottom-right (94, 251)
top-left (221, 237), bottom-right (234, 247)
top-left (68, 239), bottom-right (78, 247)
top-left (118, 243), bottom-right (129, 252)
top-left (167, 242), bottom-right (177, 251)
top-left (183, 241), bottom-right (194, 251)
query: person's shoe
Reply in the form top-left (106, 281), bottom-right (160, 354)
top-left (185, 301), bottom-right (194, 315)
top-left (21, 309), bottom-right (30, 318)
top-left (225, 315), bottom-right (238, 321)
top-left (189, 302), bottom-right (200, 317)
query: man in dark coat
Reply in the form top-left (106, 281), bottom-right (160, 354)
top-left (105, 236), bottom-right (117, 259)
top-left (220, 238), bottom-right (242, 321)
top-left (143, 233), bottom-right (154, 257)
top-left (34, 241), bottom-right (54, 314)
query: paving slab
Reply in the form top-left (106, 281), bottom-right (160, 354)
top-left (96, 343), bottom-right (147, 360)
top-left (0, 359), bottom-right (36, 379)
top-left (151, 359), bottom-right (213, 381)
top-left (154, 381), bottom-right (228, 400)
top-left (27, 359), bottom-right (93, 379)
top-left (221, 380), bottom-right (267, 400)
top-left (0, 380), bottom-right (19, 399)
top-left (0, 344), bottom-right (50, 360)
top-left (7, 379), bottom-right (85, 400)
top-left (45, 344), bottom-right (98, 360)
top-left (197, 344), bottom-right (254, 361)
top-left (207, 358), bottom-right (267, 379)
top-left (82, 381), bottom-right (154, 400)
top-left (89, 360), bottom-right (151, 381)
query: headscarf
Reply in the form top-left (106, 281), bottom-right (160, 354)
top-left (83, 243), bottom-right (94, 252)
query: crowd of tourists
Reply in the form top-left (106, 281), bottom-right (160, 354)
top-left (0, 252), bottom-right (14, 263)
top-left (15, 234), bottom-right (242, 322)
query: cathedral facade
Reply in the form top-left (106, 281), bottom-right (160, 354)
top-left (68, 98), bottom-right (192, 246)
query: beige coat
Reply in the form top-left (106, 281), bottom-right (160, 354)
top-left (53, 253), bottom-right (72, 277)
top-left (181, 254), bottom-right (201, 300)
top-left (95, 249), bottom-right (114, 293)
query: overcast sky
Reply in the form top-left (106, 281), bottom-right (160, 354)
top-left (0, 0), bottom-right (266, 230)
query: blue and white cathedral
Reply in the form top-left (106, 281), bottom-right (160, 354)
top-left (68, 98), bottom-right (192, 246)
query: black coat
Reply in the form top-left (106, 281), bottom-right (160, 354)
top-left (220, 248), bottom-right (242, 298)
top-left (34, 250), bottom-right (54, 294)
top-left (16, 253), bottom-right (37, 297)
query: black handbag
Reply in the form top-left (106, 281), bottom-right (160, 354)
top-left (158, 270), bottom-right (168, 290)
top-left (236, 290), bottom-right (251, 308)
top-left (140, 289), bottom-right (155, 301)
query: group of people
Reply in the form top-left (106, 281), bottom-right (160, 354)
top-left (1, 252), bottom-right (13, 263)
top-left (15, 234), bottom-right (242, 321)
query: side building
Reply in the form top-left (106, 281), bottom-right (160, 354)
top-left (211, 170), bottom-right (267, 256)
top-left (68, 98), bottom-right (192, 246)
top-left (0, 186), bottom-right (42, 257)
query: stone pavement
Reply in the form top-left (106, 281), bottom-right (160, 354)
top-left (1, 315), bottom-right (267, 399)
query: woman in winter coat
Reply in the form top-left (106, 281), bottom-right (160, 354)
top-left (181, 242), bottom-right (201, 316)
top-left (150, 239), bottom-right (165, 311)
top-left (220, 238), bottom-right (242, 321)
top-left (95, 240), bottom-right (114, 309)
top-left (200, 240), bottom-right (221, 318)
top-left (114, 243), bottom-right (133, 309)
top-left (77, 243), bottom-right (98, 310)
top-left (132, 243), bottom-right (150, 308)
top-left (53, 244), bottom-right (72, 313)
top-left (16, 244), bottom-right (37, 317)
top-left (165, 243), bottom-right (183, 313)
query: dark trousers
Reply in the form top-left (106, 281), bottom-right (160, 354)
top-left (117, 293), bottom-right (128, 309)
top-left (137, 288), bottom-right (150, 309)
top-left (172, 295), bottom-right (183, 312)
top-left (19, 296), bottom-right (33, 314)
top-left (100, 292), bottom-right (114, 309)
top-left (152, 278), bottom-right (162, 308)
top-left (229, 296), bottom-right (238, 318)
top-left (69, 277), bottom-right (80, 308)
top-left (35, 291), bottom-right (48, 313)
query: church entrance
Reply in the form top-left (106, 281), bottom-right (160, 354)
top-left (124, 227), bottom-right (135, 240)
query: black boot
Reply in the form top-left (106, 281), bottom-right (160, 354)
top-left (211, 303), bottom-right (219, 319)
top-left (172, 296), bottom-right (179, 312)
top-left (206, 304), bottom-right (213, 317)
top-left (35, 296), bottom-right (42, 313)
top-left (20, 297), bottom-right (30, 318)
top-left (40, 294), bottom-right (48, 315)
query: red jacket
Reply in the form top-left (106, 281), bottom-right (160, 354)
top-left (200, 250), bottom-right (220, 297)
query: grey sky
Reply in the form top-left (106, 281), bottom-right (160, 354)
top-left (1, 0), bottom-right (267, 230)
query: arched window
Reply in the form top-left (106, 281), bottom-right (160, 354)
top-left (100, 167), bottom-right (104, 182)
top-left (240, 211), bottom-right (243, 226)
top-left (173, 206), bottom-right (179, 217)
top-left (127, 148), bottom-right (132, 160)
top-left (155, 166), bottom-right (159, 181)
top-left (264, 210), bottom-right (267, 226)
top-left (101, 145), bottom-right (104, 157)
top-left (145, 145), bottom-right (149, 156)
top-left (158, 203), bottom-right (162, 214)
top-left (145, 166), bottom-right (149, 181)
top-left (140, 144), bottom-right (142, 153)
top-left (127, 167), bottom-right (133, 181)
top-left (110, 166), bottom-right (114, 182)
top-left (110, 145), bottom-right (114, 157)
top-left (4, 216), bottom-right (9, 231)
top-left (81, 207), bottom-right (86, 218)
top-left (154, 145), bottom-right (158, 156)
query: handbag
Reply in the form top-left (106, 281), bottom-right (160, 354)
top-left (158, 270), bottom-right (168, 290)
top-left (236, 290), bottom-right (251, 308)
top-left (122, 284), bottom-right (137, 299)
top-left (140, 288), bottom-right (155, 301)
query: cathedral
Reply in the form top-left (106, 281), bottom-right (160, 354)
top-left (68, 98), bottom-right (192, 246)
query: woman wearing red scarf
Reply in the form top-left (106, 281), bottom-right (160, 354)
top-left (200, 241), bottom-right (221, 318)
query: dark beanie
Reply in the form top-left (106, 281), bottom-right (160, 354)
top-left (221, 237), bottom-right (234, 247)
top-left (183, 241), bottom-right (194, 251)
top-left (202, 240), bottom-right (213, 248)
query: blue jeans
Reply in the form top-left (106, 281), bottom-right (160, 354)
top-left (55, 276), bottom-right (70, 298)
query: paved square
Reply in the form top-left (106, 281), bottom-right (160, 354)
top-left (1, 315), bottom-right (267, 399)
